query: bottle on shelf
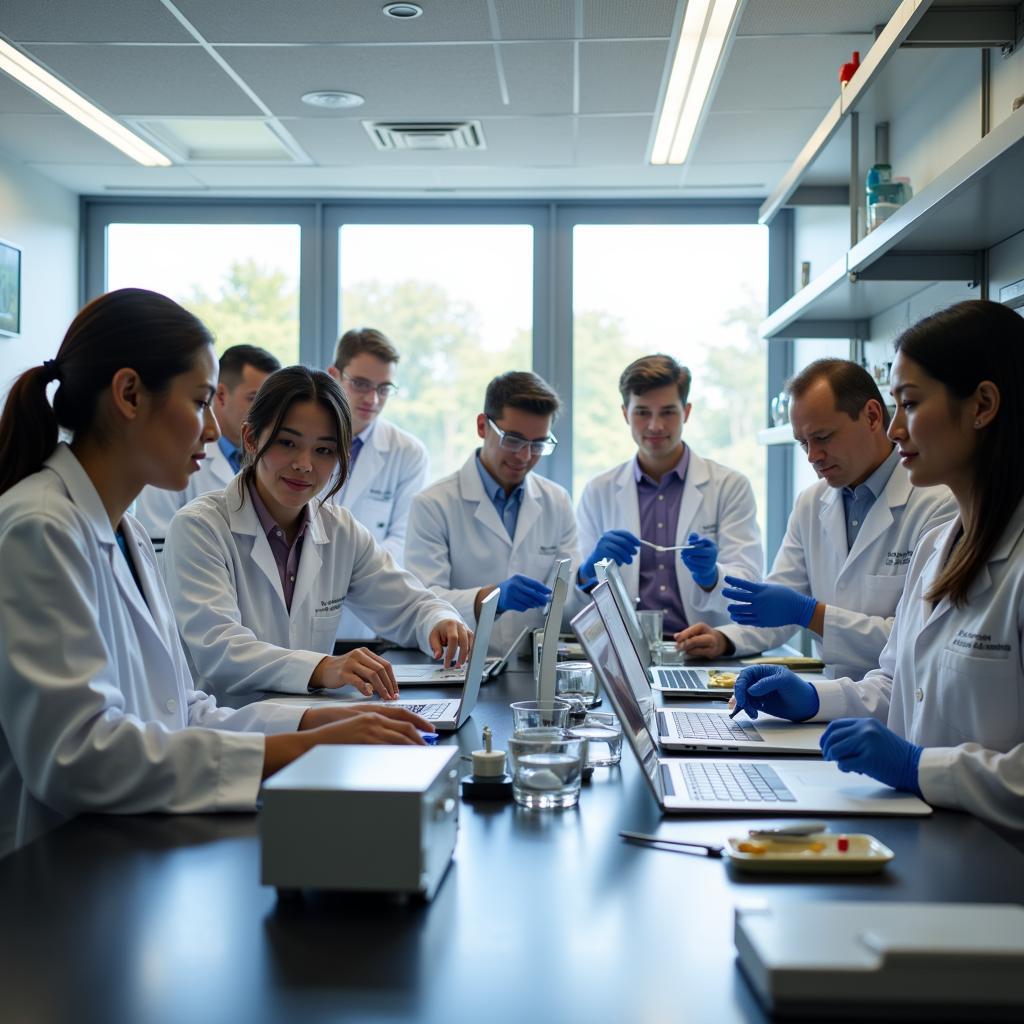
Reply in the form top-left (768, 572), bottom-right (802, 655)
top-left (839, 51), bottom-right (860, 90)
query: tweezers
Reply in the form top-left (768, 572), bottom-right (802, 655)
top-left (619, 830), bottom-right (723, 858)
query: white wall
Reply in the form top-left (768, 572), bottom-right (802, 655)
top-left (0, 153), bottom-right (78, 398)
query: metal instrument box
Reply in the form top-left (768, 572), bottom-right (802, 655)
top-left (260, 744), bottom-right (460, 900)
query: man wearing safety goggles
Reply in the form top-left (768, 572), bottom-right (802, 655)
top-left (405, 371), bottom-right (580, 656)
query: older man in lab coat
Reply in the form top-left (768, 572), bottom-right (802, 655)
top-left (327, 327), bottom-right (430, 642)
top-left (405, 371), bottom-right (579, 656)
top-left (679, 358), bottom-right (957, 679)
top-left (135, 343), bottom-right (280, 550)
top-left (576, 353), bottom-right (763, 634)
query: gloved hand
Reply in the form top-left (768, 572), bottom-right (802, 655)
top-left (579, 529), bottom-right (640, 586)
top-left (496, 574), bottom-right (552, 614)
top-left (820, 718), bottom-right (923, 794)
top-left (721, 576), bottom-right (818, 628)
top-left (732, 664), bottom-right (820, 722)
top-left (680, 532), bottom-right (718, 587)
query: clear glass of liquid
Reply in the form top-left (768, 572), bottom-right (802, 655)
top-left (508, 729), bottom-right (585, 809)
top-left (570, 712), bottom-right (623, 767)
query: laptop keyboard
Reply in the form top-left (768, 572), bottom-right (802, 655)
top-left (657, 668), bottom-right (715, 690)
top-left (395, 702), bottom-right (449, 721)
top-left (682, 762), bottom-right (796, 802)
top-left (671, 711), bottom-right (762, 743)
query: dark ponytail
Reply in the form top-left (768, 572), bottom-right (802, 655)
top-left (0, 288), bottom-right (213, 496)
top-left (894, 299), bottom-right (1024, 606)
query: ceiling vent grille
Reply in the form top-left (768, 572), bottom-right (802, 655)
top-left (364, 120), bottom-right (486, 151)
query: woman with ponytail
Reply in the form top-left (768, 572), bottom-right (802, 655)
top-left (731, 300), bottom-right (1024, 830)
top-left (0, 289), bottom-right (434, 858)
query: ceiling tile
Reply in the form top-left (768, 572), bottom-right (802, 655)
top-left (500, 42), bottom-right (574, 115)
top-left (575, 115), bottom-right (653, 165)
top-left (493, 0), bottom-right (575, 40)
top-left (737, 1), bottom-right (902, 37)
top-left (692, 108), bottom-right (828, 164)
top-left (0, 113), bottom-right (136, 164)
top-left (173, 0), bottom-right (493, 45)
top-left (0, 73), bottom-right (59, 115)
top-left (24, 44), bottom-right (260, 116)
top-left (0, 0), bottom-right (192, 43)
top-left (27, 162), bottom-right (210, 192)
top-left (579, 39), bottom-right (667, 114)
top-left (583, 0), bottom-right (676, 39)
top-left (219, 44), bottom-right (505, 119)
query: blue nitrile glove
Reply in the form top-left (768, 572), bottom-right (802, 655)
top-left (680, 532), bottom-right (718, 587)
top-left (732, 664), bottom-right (820, 722)
top-left (820, 718), bottom-right (923, 795)
top-left (580, 529), bottom-right (641, 586)
top-left (496, 574), bottom-right (552, 614)
top-left (721, 575), bottom-right (818, 629)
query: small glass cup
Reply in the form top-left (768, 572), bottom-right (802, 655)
top-left (508, 728), bottom-right (585, 809)
top-left (636, 609), bottom-right (665, 664)
top-left (570, 712), bottom-right (623, 767)
top-left (510, 699), bottom-right (571, 732)
top-left (554, 660), bottom-right (598, 708)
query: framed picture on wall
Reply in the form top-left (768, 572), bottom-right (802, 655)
top-left (0, 239), bottom-right (22, 337)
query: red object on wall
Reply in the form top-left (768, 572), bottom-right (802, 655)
top-left (839, 50), bottom-right (861, 88)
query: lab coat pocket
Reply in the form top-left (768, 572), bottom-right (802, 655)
top-left (864, 573), bottom-right (906, 611)
top-left (311, 610), bottom-right (344, 653)
top-left (936, 648), bottom-right (1019, 749)
top-left (364, 498), bottom-right (391, 542)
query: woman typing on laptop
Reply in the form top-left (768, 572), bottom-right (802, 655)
top-left (730, 300), bottom-right (1024, 831)
top-left (163, 365), bottom-right (472, 702)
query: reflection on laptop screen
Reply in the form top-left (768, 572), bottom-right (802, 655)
top-left (457, 588), bottom-right (499, 725)
top-left (537, 559), bottom-right (572, 703)
top-left (572, 594), bottom-right (659, 790)
top-left (603, 561), bottom-right (651, 665)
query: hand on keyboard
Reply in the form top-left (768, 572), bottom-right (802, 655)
top-left (732, 664), bottom-right (819, 722)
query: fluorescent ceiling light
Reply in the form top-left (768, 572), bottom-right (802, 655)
top-left (0, 38), bottom-right (171, 167)
top-left (650, 0), bottom-right (743, 165)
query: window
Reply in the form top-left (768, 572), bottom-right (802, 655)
top-left (572, 224), bottom-right (768, 526)
top-left (105, 222), bottom-right (302, 366)
top-left (338, 223), bottom-right (533, 481)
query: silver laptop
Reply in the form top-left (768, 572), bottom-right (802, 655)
top-left (382, 588), bottom-right (499, 731)
top-left (590, 582), bottom-right (824, 754)
top-left (536, 558), bottom-right (574, 704)
top-left (572, 593), bottom-right (931, 816)
top-left (597, 559), bottom-right (732, 697)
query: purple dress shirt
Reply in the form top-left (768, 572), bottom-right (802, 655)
top-left (635, 446), bottom-right (690, 635)
top-left (247, 479), bottom-right (310, 612)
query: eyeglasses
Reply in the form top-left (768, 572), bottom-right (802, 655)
top-left (341, 373), bottom-right (399, 399)
top-left (487, 417), bottom-right (558, 457)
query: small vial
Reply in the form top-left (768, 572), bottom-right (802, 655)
top-left (837, 835), bottom-right (849, 853)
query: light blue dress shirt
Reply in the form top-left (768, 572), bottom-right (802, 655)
top-left (475, 451), bottom-right (524, 541)
top-left (841, 445), bottom-right (900, 549)
top-left (217, 435), bottom-right (242, 474)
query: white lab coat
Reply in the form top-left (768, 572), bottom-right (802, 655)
top-left (0, 444), bottom-right (303, 858)
top-left (328, 418), bottom-right (429, 640)
top-left (163, 477), bottom-right (458, 698)
top-left (405, 454), bottom-right (580, 655)
top-left (810, 499), bottom-right (1024, 831)
top-left (576, 450), bottom-right (763, 625)
top-left (718, 462), bottom-right (956, 679)
top-left (135, 441), bottom-right (235, 547)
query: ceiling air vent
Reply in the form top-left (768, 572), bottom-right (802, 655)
top-left (364, 120), bottom-right (486, 152)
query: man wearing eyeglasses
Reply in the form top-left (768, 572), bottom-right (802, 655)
top-left (405, 371), bottom-right (579, 655)
top-left (576, 353), bottom-right (763, 637)
top-left (327, 327), bottom-right (429, 641)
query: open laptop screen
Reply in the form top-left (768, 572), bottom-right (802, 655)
top-left (572, 591), bottom-right (660, 799)
top-left (602, 560), bottom-right (652, 666)
top-left (537, 558), bottom-right (572, 703)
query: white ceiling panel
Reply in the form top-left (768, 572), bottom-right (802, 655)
top-left (583, 0), bottom-right (677, 40)
top-left (0, 113), bottom-right (136, 164)
top-left (711, 33), bottom-right (874, 113)
top-left (25, 162), bottom-right (210, 192)
top-left (500, 42), bottom-right (574, 115)
top-left (0, 0), bottom-right (192, 44)
top-left (23, 44), bottom-right (260, 116)
top-left (737, 1), bottom-right (902, 37)
top-left (575, 115), bottom-right (653, 165)
top-left (220, 44), bottom-right (506, 119)
top-left (173, 0), bottom-right (494, 45)
top-left (579, 39), bottom-right (667, 114)
top-left (493, 0), bottom-right (575, 40)
top-left (682, 161), bottom-right (794, 191)
top-left (693, 107), bottom-right (826, 164)
top-left (0, 73), bottom-right (58, 115)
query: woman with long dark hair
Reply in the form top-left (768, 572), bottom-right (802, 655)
top-left (162, 365), bottom-right (470, 700)
top-left (0, 289), bottom-right (435, 858)
top-left (732, 299), bottom-right (1024, 829)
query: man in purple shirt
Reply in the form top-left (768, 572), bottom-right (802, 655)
top-left (576, 354), bottom-right (763, 635)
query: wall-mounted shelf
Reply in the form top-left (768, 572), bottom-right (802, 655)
top-left (757, 426), bottom-right (796, 446)
top-left (761, 104), bottom-right (1024, 339)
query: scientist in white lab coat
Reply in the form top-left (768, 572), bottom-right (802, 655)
top-left (0, 289), bottom-right (435, 859)
top-left (405, 371), bottom-right (579, 656)
top-left (576, 353), bottom-right (762, 630)
top-left (326, 327), bottom-right (429, 641)
top-left (732, 300), bottom-right (1024, 831)
top-left (164, 365), bottom-right (469, 701)
top-left (680, 358), bottom-right (955, 678)
top-left (135, 343), bottom-right (280, 550)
